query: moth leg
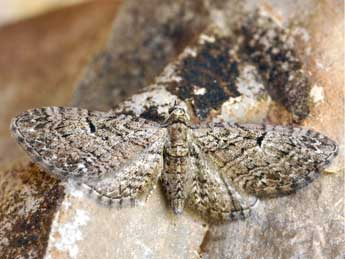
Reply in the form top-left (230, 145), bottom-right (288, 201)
top-left (187, 144), bottom-right (257, 222)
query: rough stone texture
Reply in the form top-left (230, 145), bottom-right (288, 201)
top-left (75, 0), bottom-right (312, 123)
top-left (200, 1), bottom-right (345, 258)
top-left (0, 1), bottom-right (120, 257)
top-left (116, 28), bottom-right (272, 124)
top-left (1, 0), bottom-right (344, 259)
top-left (73, 0), bottom-right (210, 111)
top-left (0, 164), bottom-right (64, 259)
top-left (0, 0), bottom-right (119, 166)
top-left (46, 184), bottom-right (206, 258)
top-left (78, 0), bottom-right (343, 258)
top-left (237, 11), bottom-right (311, 122)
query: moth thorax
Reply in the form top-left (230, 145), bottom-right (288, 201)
top-left (166, 107), bottom-right (190, 125)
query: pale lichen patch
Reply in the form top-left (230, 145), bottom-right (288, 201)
top-left (66, 182), bottom-right (85, 199)
top-left (219, 64), bottom-right (271, 123)
top-left (182, 47), bottom-right (198, 58)
top-left (310, 84), bottom-right (325, 104)
top-left (193, 86), bottom-right (207, 96)
top-left (199, 34), bottom-right (216, 44)
top-left (292, 27), bottom-right (310, 42)
top-left (157, 64), bottom-right (183, 84)
top-left (47, 207), bottom-right (90, 259)
top-left (117, 87), bottom-right (185, 121)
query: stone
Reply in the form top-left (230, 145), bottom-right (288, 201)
top-left (0, 1), bottom-right (120, 257)
top-left (1, 0), bottom-right (343, 258)
top-left (73, 0), bottom-right (210, 111)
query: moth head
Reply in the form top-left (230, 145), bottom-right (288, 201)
top-left (166, 105), bottom-right (190, 125)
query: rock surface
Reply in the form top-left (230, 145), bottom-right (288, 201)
top-left (0, 0), bottom-right (119, 166)
top-left (0, 164), bottom-right (63, 258)
top-left (0, 0), bottom-right (344, 259)
top-left (73, 1), bottom-right (345, 258)
top-left (73, 0), bottom-right (210, 111)
top-left (0, 1), bottom-right (120, 257)
top-left (201, 1), bottom-right (344, 258)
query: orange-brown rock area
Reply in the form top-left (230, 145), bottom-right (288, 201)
top-left (0, 1), bottom-right (120, 257)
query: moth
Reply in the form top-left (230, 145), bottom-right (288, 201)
top-left (10, 106), bottom-right (337, 222)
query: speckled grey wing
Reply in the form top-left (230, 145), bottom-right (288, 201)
top-left (186, 143), bottom-right (257, 222)
top-left (11, 107), bottom-right (167, 206)
top-left (192, 123), bottom-right (338, 197)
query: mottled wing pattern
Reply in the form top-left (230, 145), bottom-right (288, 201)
top-left (11, 107), bottom-right (166, 206)
top-left (192, 123), bottom-right (338, 197)
top-left (187, 143), bottom-right (257, 222)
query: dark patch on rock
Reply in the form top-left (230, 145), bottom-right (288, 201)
top-left (238, 12), bottom-right (310, 122)
top-left (115, 9), bottom-right (312, 124)
top-left (0, 163), bottom-right (64, 258)
top-left (140, 106), bottom-right (167, 123)
top-left (168, 36), bottom-right (241, 119)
